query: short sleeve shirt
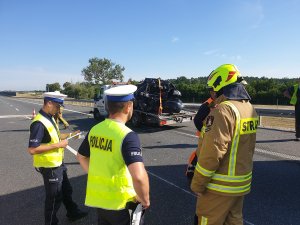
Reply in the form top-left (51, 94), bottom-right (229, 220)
top-left (78, 131), bottom-right (143, 166)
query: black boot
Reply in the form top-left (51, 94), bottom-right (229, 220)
top-left (66, 209), bottom-right (88, 222)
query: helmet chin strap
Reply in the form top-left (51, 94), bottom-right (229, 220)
top-left (216, 88), bottom-right (224, 98)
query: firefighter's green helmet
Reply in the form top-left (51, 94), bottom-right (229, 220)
top-left (207, 64), bottom-right (241, 92)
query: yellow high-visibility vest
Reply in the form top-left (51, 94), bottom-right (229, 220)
top-left (85, 119), bottom-right (136, 210)
top-left (290, 84), bottom-right (299, 105)
top-left (32, 113), bottom-right (63, 168)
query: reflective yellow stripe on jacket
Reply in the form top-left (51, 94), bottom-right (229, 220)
top-left (207, 182), bottom-right (251, 194)
top-left (204, 101), bottom-right (257, 195)
top-left (290, 84), bottom-right (299, 105)
top-left (195, 163), bottom-right (215, 177)
top-left (32, 113), bottom-right (63, 168)
top-left (200, 216), bottom-right (208, 225)
top-left (225, 101), bottom-right (241, 176)
top-left (85, 119), bottom-right (136, 210)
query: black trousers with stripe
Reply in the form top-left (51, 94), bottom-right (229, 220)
top-left (39, 164), bottom-right (78, 225)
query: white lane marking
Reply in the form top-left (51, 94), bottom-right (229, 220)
top-left (0, 115), bottom-right (32, 118)
top-left (15, 108), bottom-right (19, 111)
top-left (147, 170), bottom-right (196, 197)
top-left (244, 220), bottom-right (255, 225)
top-left (255, 148), bottom-right (300, 161)
top-left (7, 98), bottom-right (42, 105)
top-left (64, 108), bottom-right (92, 116)
top-left (172, 130), bottom-right (300, 161)
top-left (172, 130), bottom-right (198, 138)
top-left (6, 98), bottom-right (92, 117)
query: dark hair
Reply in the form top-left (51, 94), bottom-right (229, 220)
top-left (44, 99), bottom-right (50, 105)
top-left (107, 101), bottom-right (127, 114)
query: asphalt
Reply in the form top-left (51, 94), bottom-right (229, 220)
top-left (0, 96), bottom-right (299, 225)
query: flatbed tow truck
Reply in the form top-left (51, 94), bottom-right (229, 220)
top-left (93, 79), bottom-right (196, 127)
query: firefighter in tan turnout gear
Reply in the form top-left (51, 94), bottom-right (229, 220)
top-left (191, 64), bottom-right (258, 225)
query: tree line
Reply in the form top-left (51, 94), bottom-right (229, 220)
top-left (45, 57), bottom-right (298, 105)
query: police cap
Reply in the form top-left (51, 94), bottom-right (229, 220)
top-left (105, 85), bottom-right (137, 102)
top-left (43, 91), bottom-right (67, 107)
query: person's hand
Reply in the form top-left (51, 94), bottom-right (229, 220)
top-left (141, 200), bottom-right (150, 209)
top-left (135, 195), bottom-right (150, 209)
top-left (59, 139), bottom-right (68, 148)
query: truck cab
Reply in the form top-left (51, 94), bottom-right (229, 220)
top-left (93, 84), bottom-right (111, 120)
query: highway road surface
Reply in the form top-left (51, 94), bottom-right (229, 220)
top-left (0, 96), bottom-right (299, 225)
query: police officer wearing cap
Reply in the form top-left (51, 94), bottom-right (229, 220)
top-left (28, 91), bottom-right (88, 225)
top-left (191, 64), bottom-right (258, 225)
top-left (77, 85), bottom-right (150, 225)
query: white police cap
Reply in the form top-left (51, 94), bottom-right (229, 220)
top-left (105, 85), bottom-right (137, 102)
top-left (43, 91), bottom-right (67, 106)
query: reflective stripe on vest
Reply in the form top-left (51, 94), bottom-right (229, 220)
top-left (85, 119), bottom-right (136, 210)
top-left (32, 113), bottom-right (63, 168)
top-left (290, 84), bottom-right (299, 105)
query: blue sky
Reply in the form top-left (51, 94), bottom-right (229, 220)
top-left (0, 0), bottom-right (299, 91)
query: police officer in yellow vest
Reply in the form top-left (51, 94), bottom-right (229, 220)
top-left (191, 64), bottom-right (258, 225)
top-left (283, 80), bottom-right (300, 141)
top-left (77, 84), bottom-right (150, 225)
top-left (28, 91), bottom-right (88, 225)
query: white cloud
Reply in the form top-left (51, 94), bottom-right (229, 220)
top-left (230, 55), bottom-right (242, 61)
top-left (171, 37), bottom-right (179, 43)
top-left (203, 49), bottom-right (219, 55)
top-left (204, 49), bottom-right (242, 61)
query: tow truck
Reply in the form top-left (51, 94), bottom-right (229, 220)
top-left (93, 79), bottom-right (195, 127)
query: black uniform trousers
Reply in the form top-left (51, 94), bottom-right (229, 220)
top-left (97, 208), bottom-right (131, 225)
top-left (39, 164), bottom-right (78, 225)
top-left (97, 203), bottom-right (145, 225)
top-left (295, 104), bottom-right (300, 138)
